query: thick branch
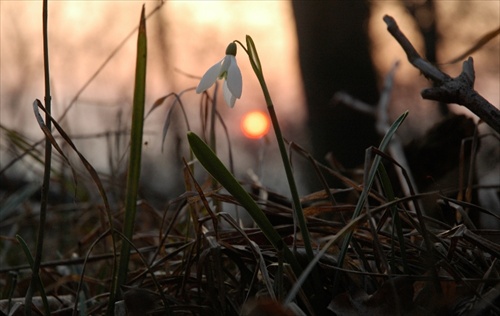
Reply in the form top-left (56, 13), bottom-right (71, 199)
top-left (383, 15), bottom-right (500, 134)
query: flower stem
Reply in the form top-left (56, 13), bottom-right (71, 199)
top-left (243, 36), bottom-right (314, 261)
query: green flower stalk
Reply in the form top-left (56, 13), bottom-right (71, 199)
top-left (195, 37), bottom-right (314, 261)
top-left (191, 36), bottom-right (321, 304)
top-left (239, 35), bottom-right (314, 261)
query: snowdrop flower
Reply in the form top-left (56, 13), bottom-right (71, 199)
top-left (196, 42), bottom-right (242, 108)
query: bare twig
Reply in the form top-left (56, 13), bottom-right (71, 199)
top-left (383, 15), bottom-right (500, 134)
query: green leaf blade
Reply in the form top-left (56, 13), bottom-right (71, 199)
top-left (187, 131), bottom-right (304, 276)
top-left (113, 5), bottom-right (148, 310)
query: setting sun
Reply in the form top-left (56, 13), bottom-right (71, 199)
top-left (241, 111), bottom-right (270, 139)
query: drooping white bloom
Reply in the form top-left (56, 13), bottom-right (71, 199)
top-left (196, 42), bottom-right (242, 108)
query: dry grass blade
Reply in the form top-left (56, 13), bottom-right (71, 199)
top-left (57, 1), bottom-right (166, 122)
top-left (218, 213), bottom-right (277, 300)
top-left (72, 229), bottom-right (111, 316)
top-left (31, 101), bottom-right (115, 226)
top-left (0, 125), bottom-right (46, 176)
top-left (444, 26), bottom-right (500, 65)
top-left (144, 91), bottom-right (191, 152)
top-left (285, 210), bottom-right (369, 305)
top-left (31, 99), bottom-right (117, 315)
top-left (183, 157), bottom-right (219, 238)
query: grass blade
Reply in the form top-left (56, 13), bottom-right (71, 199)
top-left (16, 235), bottom-right (50, 315)
top-left (335, 111), bottom-right (409, 286)
top-left (113, 4), bottom-right (148, 307)
top-left (284, 211), bottom-right (369, 305)
top-left (376, 161), bottom-right (409, 274)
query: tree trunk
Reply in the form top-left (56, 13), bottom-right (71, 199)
top-left (292, 1), bottom-right (379, 169)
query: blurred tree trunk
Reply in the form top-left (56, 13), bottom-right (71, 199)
top-left (292, 1), bottom-right (380, 170)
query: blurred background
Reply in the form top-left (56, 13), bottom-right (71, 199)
top-left (1, 0), bottom-right (499, 205)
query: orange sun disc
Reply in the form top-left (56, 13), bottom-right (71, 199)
top-left (241, 111), bottom-right (270, 139)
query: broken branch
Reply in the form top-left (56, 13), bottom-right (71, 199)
top-left (383, 15), bottom-right (500, 133)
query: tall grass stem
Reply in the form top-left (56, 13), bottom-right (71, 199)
top-left (25, 0), bottom-right (52, 314)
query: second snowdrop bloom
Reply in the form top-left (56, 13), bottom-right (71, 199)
top-left (196, 42), bottom-right (242, 108)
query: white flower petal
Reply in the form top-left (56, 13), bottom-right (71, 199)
top-left (196, 59), bottom-right (223, 94)
top-left (219, 55), bottom-right (231, 76)
top-left (226, 56), bottom-right (242, 98)
top-left (223, 80), bottom-right (237, 108)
